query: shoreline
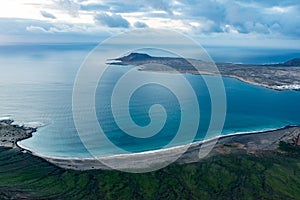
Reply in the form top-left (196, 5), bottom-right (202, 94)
top-left (1, 117), bottom-right (299, 171)
top-left (111, 53), bottom-right (300, 92)
top-left (0, 119), bottom-right (37, 148)
top-left (138, 68), bottom-right (299, 91)
top-left (14, 124), bottom-right (300, 171)
top-left (20, 124), bottom-right (296, 160)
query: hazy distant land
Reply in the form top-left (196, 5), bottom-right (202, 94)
top-left (108, 53), bottom-right (300, 91)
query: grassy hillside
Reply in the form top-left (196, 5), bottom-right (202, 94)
top-left (0, 146), bottom-right (300, 199)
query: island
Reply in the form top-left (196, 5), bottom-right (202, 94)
top-left (108, 53), bottom-right (300, 91)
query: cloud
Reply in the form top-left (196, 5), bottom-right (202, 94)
top-left (26, 25), bottom-right (49, 33)
top-left (0, 18), bottom-right (109, 43)
top-left (0, 18), bottom-right (90, 35)
top-left (1, 0), bottom-right (300, 45)
top-left (189, 19), bottom-right (222, 33)
top-left (80, 3), bottom-right (109, 11)
top-left (134, 21), bottom-right (148, 28)
top-left (55, 0), bottom-right (80, 17)
top-left (175, 0), bottom-right (300, 37)
top-left (0, 18), bottom-right (51, 35)
top-left (94, 13), bottom-right (130, 28)
top-left (78, 0), bottom-right (173, 14)
top-left (40, 10), bottom-right (56, 19)
top-left (26, 24), bottom-right (77, 34)
top-left (146, 0), bottom-right (173, 15)
top-left (78, 0), bottom-right (300, 37)
top-left (52, 0), bottom-right (300, 37)
top-left (78, 1), bottom-right (141, 13)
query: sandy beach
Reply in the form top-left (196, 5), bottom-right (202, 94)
top-left (1, 118), bottom-right (299, 171)
top-left (18, 125), bottom-right (300, 171)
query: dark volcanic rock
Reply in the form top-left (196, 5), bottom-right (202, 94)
top-left (0, 120), bottom-right (36, 148)
top-left (0, 119), bottom-right (14, 125)
top-left (117, 53), bottom-right (152, 62)
top-left (178, 126), bottom-right (300, 164)
top-left (283, 58), bottom-right (300, 66)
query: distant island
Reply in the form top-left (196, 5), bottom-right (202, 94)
top-left (108, 53), bottom-right (300, 91)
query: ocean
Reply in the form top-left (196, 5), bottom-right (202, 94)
top-left (0, 43), bottom-right (300, 158)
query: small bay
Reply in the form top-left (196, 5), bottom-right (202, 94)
top-left (0, 44), bottom-right (299, 158)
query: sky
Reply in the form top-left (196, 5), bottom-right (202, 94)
top-left (0, 0), bottom-right (299, 48)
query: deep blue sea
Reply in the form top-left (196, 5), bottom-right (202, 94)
top-left (0, 44), bottom-right (300, 158)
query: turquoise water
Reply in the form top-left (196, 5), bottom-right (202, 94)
top-left (0, 44), bottom-right (300, 158)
